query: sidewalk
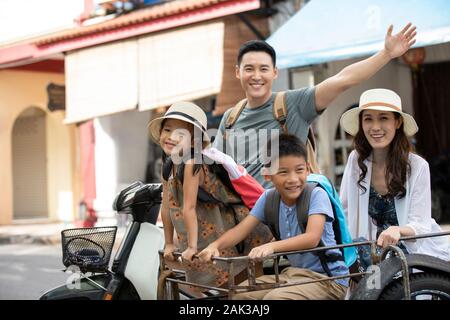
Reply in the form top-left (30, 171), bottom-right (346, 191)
top-left (0, 221), bottom-right (127, 247)
top-left (1, 221), bottom-right (449, 246)
top-left (0, 222), bottom-right (69, 245)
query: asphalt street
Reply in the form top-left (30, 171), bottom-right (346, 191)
top-left (0, 243), bottom-right (68, 300)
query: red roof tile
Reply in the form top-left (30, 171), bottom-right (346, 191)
top-left (35, 0), bottom-right (235, 45)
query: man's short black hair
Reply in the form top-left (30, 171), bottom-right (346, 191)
top-left (264, 133), bottom-right (308, 167)
top-left (237, 40), bottom-right (276, 66)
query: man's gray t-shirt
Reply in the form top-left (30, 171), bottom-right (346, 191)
top-left (213, 87), bottom-right (318, 188)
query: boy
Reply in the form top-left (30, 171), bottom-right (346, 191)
top-left (199, 134), bottom-right (349, 300)
top-left (213, 23), bottom-right (416, 188)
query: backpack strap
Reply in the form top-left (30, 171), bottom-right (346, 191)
top-left (307, 126), bottom-right (316, 151)
top-left (225, 98), bottom-right (247, 130)
top-left (306, 128), bottom-right (320, 173)
top-left (273, 91), bottom-right (320, 173)
top-left (296, 182), bottom-right (343, 277)
top-left (264, 182), bottom-right (344, 277)
top-left (273, 91), bottom-right (288, 133)
top-left (295, 182), bottom-right (316, 231)
top-left (263, 189), bottom-right (282, 241)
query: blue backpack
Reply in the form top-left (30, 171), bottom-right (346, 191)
top-left (264, 173), bottom-right (357, 274)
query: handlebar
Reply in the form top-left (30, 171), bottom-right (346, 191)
top-left (162, 230), bottom-right (450, 263)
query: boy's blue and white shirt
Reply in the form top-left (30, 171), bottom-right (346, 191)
top-left (251, 187), bottom-right (349, 287)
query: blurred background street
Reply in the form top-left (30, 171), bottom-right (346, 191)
top-left (0, 243), bottom-right (66, 300)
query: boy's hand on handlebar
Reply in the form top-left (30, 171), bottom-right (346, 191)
top-left (198, 245), bottom-right (219, 262)
top-left (181, 246), bottom-right (197, 261)
top-left (248, 243), bottom-right (274, 260)
top-left (163, 243), bottom-right (177, 261)
top-left (377, 226), bottom-right (401, 248)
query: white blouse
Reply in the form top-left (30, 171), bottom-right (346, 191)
top-left (340, 150), bottom-right (449, 261)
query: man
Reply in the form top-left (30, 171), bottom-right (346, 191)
top-left (213, 23), bottom-right (416, 188)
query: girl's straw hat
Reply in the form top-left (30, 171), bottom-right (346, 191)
top-left (148, 101), bottom-right (210, 144)
top-left (340, 88), bottom-right (418, 136)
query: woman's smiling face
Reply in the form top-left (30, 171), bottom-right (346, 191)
top-left (361, 110), bottom-right (402, 151)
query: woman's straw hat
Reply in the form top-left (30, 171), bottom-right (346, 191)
top-left (340, 88), bottom-right (418, 136)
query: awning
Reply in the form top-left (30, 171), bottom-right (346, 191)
top-left (267, 0), bottom-right (450, 69)
top-left (64, 21), bottom-right (224, 123)
top-left (64, 39), bottom-right (139, 124)
top-left (138, 21), bottom-right (224, 111)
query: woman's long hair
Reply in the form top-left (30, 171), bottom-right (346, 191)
top-left (354, 111), bottom-right (413, 198)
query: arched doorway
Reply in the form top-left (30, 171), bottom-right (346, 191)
top-left (12, 107), bottom-right (48, 219)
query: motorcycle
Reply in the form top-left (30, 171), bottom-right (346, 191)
top-left (41, 181), bottom-right (450, 300)
top-left (40, 182), bottom-right (164, 300)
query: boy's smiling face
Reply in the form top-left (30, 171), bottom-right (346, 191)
top-left (265, 155), bottom-right (310, 206)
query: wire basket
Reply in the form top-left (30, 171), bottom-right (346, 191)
top-left (61, 226), bottom-right (117, 273)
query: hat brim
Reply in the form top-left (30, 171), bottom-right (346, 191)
top-left (340, 106), bottom-right (418, 137)
top-left (147, 114), bottom-right (211, 145)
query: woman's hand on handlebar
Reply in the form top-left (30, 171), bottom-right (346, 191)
top-left (377, 226), bottom-right (401, 248)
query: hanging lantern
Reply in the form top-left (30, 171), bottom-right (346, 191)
top-left (402, 47), bottom-right (426, 70)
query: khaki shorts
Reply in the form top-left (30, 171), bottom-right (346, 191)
top-left (232, 267), bottom-right (347, 300)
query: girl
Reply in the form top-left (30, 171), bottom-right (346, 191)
top-left (339, 88), bottom-right (449, 267)
top-left (148, 101), bottom-right (272, 289)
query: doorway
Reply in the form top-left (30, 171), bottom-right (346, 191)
top-left (413, 61), bottom-right (450, 222)
top-left (12, 107), bottom-right (48, 219)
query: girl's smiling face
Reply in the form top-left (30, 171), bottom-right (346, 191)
top-left (159, 118), bottom-right (194, 156)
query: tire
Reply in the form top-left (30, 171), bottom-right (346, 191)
top-left (379, 272), bottom-right (450, 300)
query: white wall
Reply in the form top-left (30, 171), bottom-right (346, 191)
top-left (46, 110), bottom-right (75, 222)
top-left (272, 68), bottom-right (290, 92)
top-left (94, 109), bottom-right (151, 220)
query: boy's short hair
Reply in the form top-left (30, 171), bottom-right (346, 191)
top-left (237, 40), bottom-right (276, 67)
top-left (264, 133), bottom-right (308, 168)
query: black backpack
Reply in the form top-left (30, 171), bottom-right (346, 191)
top-left (162, 153), bottom-right (246, 253)
top-left (263, 183), bottom-right (344, 277)
top-left (162, 152), bottom-right (243, 205)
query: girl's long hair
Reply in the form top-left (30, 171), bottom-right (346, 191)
top-left (354, 112), bottom-right (412, 198)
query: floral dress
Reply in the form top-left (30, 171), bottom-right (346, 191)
top-left (167, 164), bottom-right (273, 289)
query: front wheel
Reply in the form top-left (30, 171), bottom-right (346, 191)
top-left (379, 272), bottom-right (450, 300)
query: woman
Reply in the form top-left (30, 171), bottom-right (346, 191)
top-left (339, 88), bottom-right (449, 265)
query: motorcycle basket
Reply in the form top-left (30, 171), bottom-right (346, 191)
top-left (61, 226), bottom-right (117, 273)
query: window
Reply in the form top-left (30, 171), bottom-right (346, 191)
top-left (334, 104), bottom-right (357, 190)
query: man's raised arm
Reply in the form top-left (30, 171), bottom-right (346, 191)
top-left (314, 23), bottom-right (417, 112)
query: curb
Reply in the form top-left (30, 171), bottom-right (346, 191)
top-left (0, 234), bottom-right (61, 246)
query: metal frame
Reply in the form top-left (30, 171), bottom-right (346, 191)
top-left (158, 231), bottom-right (450, 300)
